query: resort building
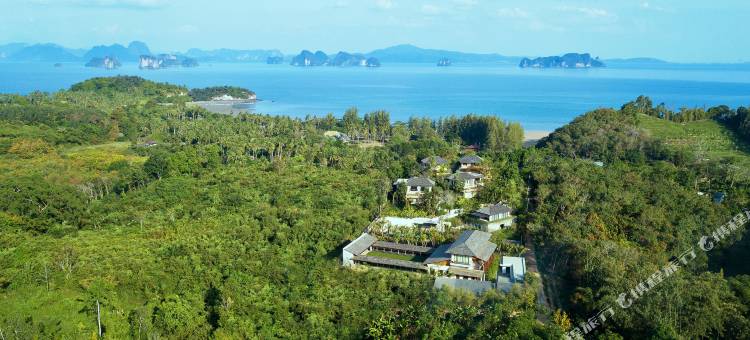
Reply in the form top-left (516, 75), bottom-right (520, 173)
top-left (323, 130), bottom-right (351, 143)
top-left (433, 276), bottom-right (495, 294)
top-left (420, 156), bottom-right (450, 175)
top-left (458, 154), bottom-right (483, 170)
top-left (471, 203), bottom-right (514, 232)
top-left (341, 232), bottom-right (432, 271)
top-left (423, 230), bottom-right (497, 281)
top-left (444, 230), bottom-right (497, 280)
top-left (448, 172), bottom-right (485, 198)
top-left (497, 256), bottom-right (526, 292)
top-left (344, 230), bottom-right (497, 281)
top-left (394, 177), bottom-right (436, 204)
top-left (343, 230), bottom-right (524, 294)
top-left (373, 209), bottom-right (462, 233)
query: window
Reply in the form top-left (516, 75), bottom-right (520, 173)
top-left (453, 255), bottom-right (470, 265)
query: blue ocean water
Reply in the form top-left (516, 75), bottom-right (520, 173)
top-left (1, 61), bottom-right (749, 131)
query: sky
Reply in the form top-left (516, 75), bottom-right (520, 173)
top-left (0, 0), bottom-right (748, 63)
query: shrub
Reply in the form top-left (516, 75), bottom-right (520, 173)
top-left (8, 139), bottom-right (55, 158)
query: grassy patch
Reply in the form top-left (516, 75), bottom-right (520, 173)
top-left (367, 250), bottom-right (427, 262)
top-left (639, 115), bottom-right (750, 167)
top-left (486, 253), bottom-right (499, 282)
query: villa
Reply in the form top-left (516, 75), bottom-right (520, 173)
top-left (421, 156), bottom-right (450, 174)
top-left (458, 154), bottom-right (483, 170)
top-left (344, 230), bottom-right (497, 281)
top-left (343, 230), bottom-right (527, 294)
top-left (471, 203), bottom-right (514, 232)
top-left (323, 130), bottom-right (351, 143)
top-left (394, 177), bottom-right (435, 204)
top-left (497, 256), bottom-right (526, 292)
top-left (437, 230), bottom-right (496, 280)
top-left (448, 171), bottom-right (485, 198)
top-left (372, 209), bottom-right (462, 233)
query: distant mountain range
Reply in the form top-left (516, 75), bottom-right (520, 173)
top-left (184, 48), bottom-right (283, 62)
top-left (2, 41), bottom-right (740, 66)
top-left (365, 44), bottom-right (519, 64)
top-left (84, 41), bottom-right (150, 62)
top-left (4, 43), bottom-right (81, 62)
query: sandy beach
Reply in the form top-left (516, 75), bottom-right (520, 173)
top-left (524, 130), bottom-right (551, 141)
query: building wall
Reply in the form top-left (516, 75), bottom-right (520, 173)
top-left (342, 249), bottom-right (355, 267)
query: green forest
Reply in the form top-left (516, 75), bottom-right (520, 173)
top-left (1, 76), bottom-right (749, 339)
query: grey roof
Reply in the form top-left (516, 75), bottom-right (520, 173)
top-left (423, 244), bottom-right (452, 264)
top-left (434, 277), bottom-right (494, 294)
top-left (501, 256), bottom-right (526, 283)
top-left (352, 255), bottom-right (427, 271)
top-left (373, 241), bottom-right (434, 254)
top-left (475, 203), bottom-right (511, 216)
top-left (449, 172), bottom-right (484, 181)
top-left (343, 233), bottom-right (377, 256)
top-left (404, 177), bottom-right (435, 187)
top-left (446, 230), bottom-right (497, 261)
top-left (458, 155), bottom-right (483, 164)
top-left (421, 156), bottom-right (448, 166)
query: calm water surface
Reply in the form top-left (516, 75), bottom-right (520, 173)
top-left (1, 62), bottom-right (749, 130)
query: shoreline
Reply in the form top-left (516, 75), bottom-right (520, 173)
top-left (524, 130), bottom-right (550, 141)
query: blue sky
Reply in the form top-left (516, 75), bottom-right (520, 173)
top-left (0, 0), bottom-right (748, 62)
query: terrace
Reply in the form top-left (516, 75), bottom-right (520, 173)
top-left (351, 255), bottom-right (428, 272)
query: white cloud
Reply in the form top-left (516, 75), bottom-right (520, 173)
top-left (333, 0), bottom-right (349, 8)
top-left (177, 24), bottom-right (198, 33)
top-left (421, 4), bottom-right (445, 15)
top-left (375, 0), bottom-right (394, 10)
top-left (452, 0), bottom-right (477, 7)
top-left (30, 0), bottom-right (170, 9)
top-left (558, 6), bottom-right (612, 18)
top-left (495, 7), bottom-right (529, 19)
top-left (91, 24), bottom-right (121, 34)
top-left (640, 2), bottom-right (670, 12)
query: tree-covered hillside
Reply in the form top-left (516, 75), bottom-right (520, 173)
top-left (528, 105), bottom-right (750, 339)
top-left (0, 76), bottom-right (552, 339)
top-left (2, 77), bottom-right (748, 339)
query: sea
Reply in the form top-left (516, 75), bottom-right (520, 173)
top-left (1, 61), bottom-right (749, 131)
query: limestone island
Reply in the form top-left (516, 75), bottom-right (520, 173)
top-left (266, 56), bottom-right (284, 64)
top-left (519, 53), bottom-right (605, 69)
top-left (291, 50), bottom-right (380, 67)
top-left (139, 54), bottom-right (199, 70)
top-left (85, 56), bottom-right (121, 70)
top-left (437, 58), bottom-right (452, 67)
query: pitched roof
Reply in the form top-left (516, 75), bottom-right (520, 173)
top-left (423, 244), bottom-right (451, 264)
top-left (475, 203), bottom-right (511, 216)
top-left (421, 156), bottom-right (448, 166)
top-left (343, 233), bottom-right (377, 256)
top-left (446, 230), bottom-right (496, 261)
top-left (404, 177), bottom-right (435, 187)
top-left (449, 172), bottom-right (484, 181)
top-left (458, 154), bottom-right (483, 164)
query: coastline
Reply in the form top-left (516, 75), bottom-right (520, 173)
top-left (524, 130), bottom-right (550, 141)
